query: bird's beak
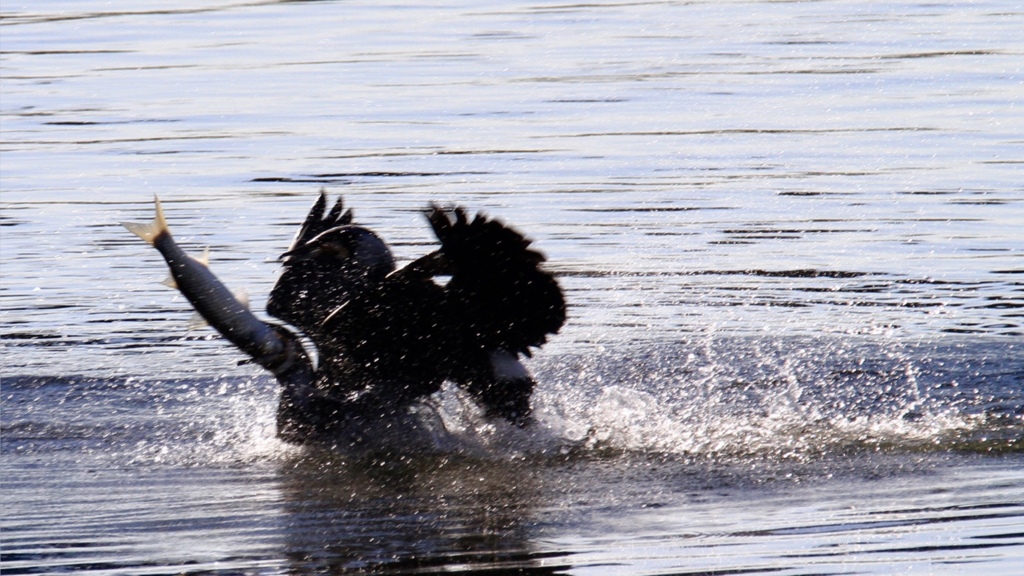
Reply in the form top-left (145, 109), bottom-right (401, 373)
top-left (278, 242), bottom-right (350, 263)
top-left (279, 245), bottom-right (315, 263)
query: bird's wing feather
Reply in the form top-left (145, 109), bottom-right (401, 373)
top-left (284, 190), bottom-right (354, 258)
top-left (425, 205), bottom-right (566, 356)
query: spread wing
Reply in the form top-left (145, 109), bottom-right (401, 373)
top-left (282, 189), bottom-right (353, 261)
top-left (426, 205), bottom-right (566, 357)
top-left (268, 192), bottom-right (360, 334)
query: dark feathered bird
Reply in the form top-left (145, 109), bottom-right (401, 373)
top-left (266, 193), bottom-right (566, 427)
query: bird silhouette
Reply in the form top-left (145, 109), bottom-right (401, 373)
top-left (266, 192), bottom-right (566, 429)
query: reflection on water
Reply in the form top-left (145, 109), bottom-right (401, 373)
top-left (3, 338), bottom-right (1022, 574)
top-left (4, 444), bottom-right (1022, 575)
top-left (1, 0), bottom-right (1022, 574)
top-left (277, 452), bottom-right (563, 574)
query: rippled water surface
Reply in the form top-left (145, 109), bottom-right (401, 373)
top-left (2, 1), bottom-right (1022, 574)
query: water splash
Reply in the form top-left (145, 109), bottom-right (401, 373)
top-left (6, 336), bottom-right (1016, 471)
top-left (528, 336), bottom-right (1022, 460)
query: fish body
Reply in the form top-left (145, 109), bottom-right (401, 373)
top-left (122, 198), bottom-right (310, 381)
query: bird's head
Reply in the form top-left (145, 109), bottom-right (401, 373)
top-left (281, 225), bottom-right (395, 276)
top-left (268, 225), bottom-right (395, 333)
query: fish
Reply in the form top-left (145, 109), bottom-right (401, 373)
top-left (121, 197), bottom-right (309, 381)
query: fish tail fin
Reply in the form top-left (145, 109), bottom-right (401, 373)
top-left (121, 196), bottom-right (169, 245)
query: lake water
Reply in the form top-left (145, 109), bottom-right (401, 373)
top-left (2, 1), bottom-right (1022, 574)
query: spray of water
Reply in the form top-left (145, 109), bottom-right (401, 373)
top-left (97, 335), bottom-right (1019, 468)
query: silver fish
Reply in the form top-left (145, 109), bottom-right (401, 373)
top-left (121, 198), bottom-right (310, 381)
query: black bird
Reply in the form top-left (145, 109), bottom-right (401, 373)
top-left (266, 192), bottom-right (566, 430)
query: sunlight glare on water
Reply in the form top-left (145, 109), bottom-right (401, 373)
top-left (1, 0), bottom-right (1022, 574)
